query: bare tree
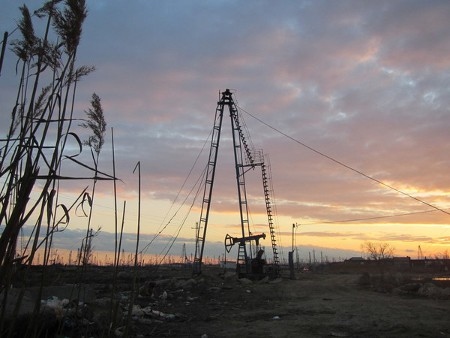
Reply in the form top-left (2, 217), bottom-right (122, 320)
top-left (361, 241), bottom-right (395, 260)
top-left (434, 250), bottom-right (449, 260)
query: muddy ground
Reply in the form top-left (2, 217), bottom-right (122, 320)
top-left (2, 264), bottom-right (450, 337)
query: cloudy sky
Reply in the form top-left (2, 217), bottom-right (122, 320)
top-left (1, 0), bottom-right (450, 262)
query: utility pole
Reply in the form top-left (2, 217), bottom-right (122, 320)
top-left (181, 243), bottom-right (187, 264)
top-left (289, 223), bottom-right (299, 279)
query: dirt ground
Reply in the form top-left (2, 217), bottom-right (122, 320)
top-left (153, 267), bottom-right (450, 338)
top-left (3, 264), bottom-right (450, 337)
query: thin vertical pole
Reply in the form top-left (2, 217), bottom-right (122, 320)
top-left (111, 127), bottom-right (118, 266)
top-left (133, 161), bottom-right (141, 266)
top-left (0, 32), bottom-right (8, 76)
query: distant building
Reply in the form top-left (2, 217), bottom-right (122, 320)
top-left (392, 256), bottom-right (411, 265)
top-left (346, 257), bottom-right (365, 263)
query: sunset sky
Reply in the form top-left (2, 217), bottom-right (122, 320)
top-left (1, 0), bottom-right (450, 263)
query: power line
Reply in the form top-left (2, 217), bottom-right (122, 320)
top-left (140, 130), bottom-right (211, 256)
top-left (301, 208), bottom-right (444, 225)
top-left (237, 104), bottom-right (450, 217)
top-left (157, 162), bottom-right (206, 266)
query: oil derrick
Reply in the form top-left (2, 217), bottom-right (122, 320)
top-left (193, 89), bottom-right (279, 276)
top-left (181, 243), bottom-right (188, 264)
top-left (418, 245), bottom-right (424, 260)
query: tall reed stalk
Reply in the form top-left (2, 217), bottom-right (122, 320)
top-left (124, 161), bottom-right (142, 336)
top-left (0, 1), bottom-right (114, 336)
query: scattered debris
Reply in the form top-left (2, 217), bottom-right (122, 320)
top-left (3, 266), bottom-right (450, 337)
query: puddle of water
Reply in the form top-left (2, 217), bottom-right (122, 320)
top-left (432, 277), bottom-right (450, 281)
top-left (410, 276), bottom-right (450, 282)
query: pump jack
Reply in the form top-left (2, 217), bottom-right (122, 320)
top-left (193, 89), bottom-right (279, 276)
top-left (225, 233), bottom-right (267, 277)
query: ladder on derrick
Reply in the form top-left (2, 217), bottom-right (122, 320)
top-left (193, 94), bottom-right (225, 274)
top-left (260, 153), bottom-right (280, 269)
